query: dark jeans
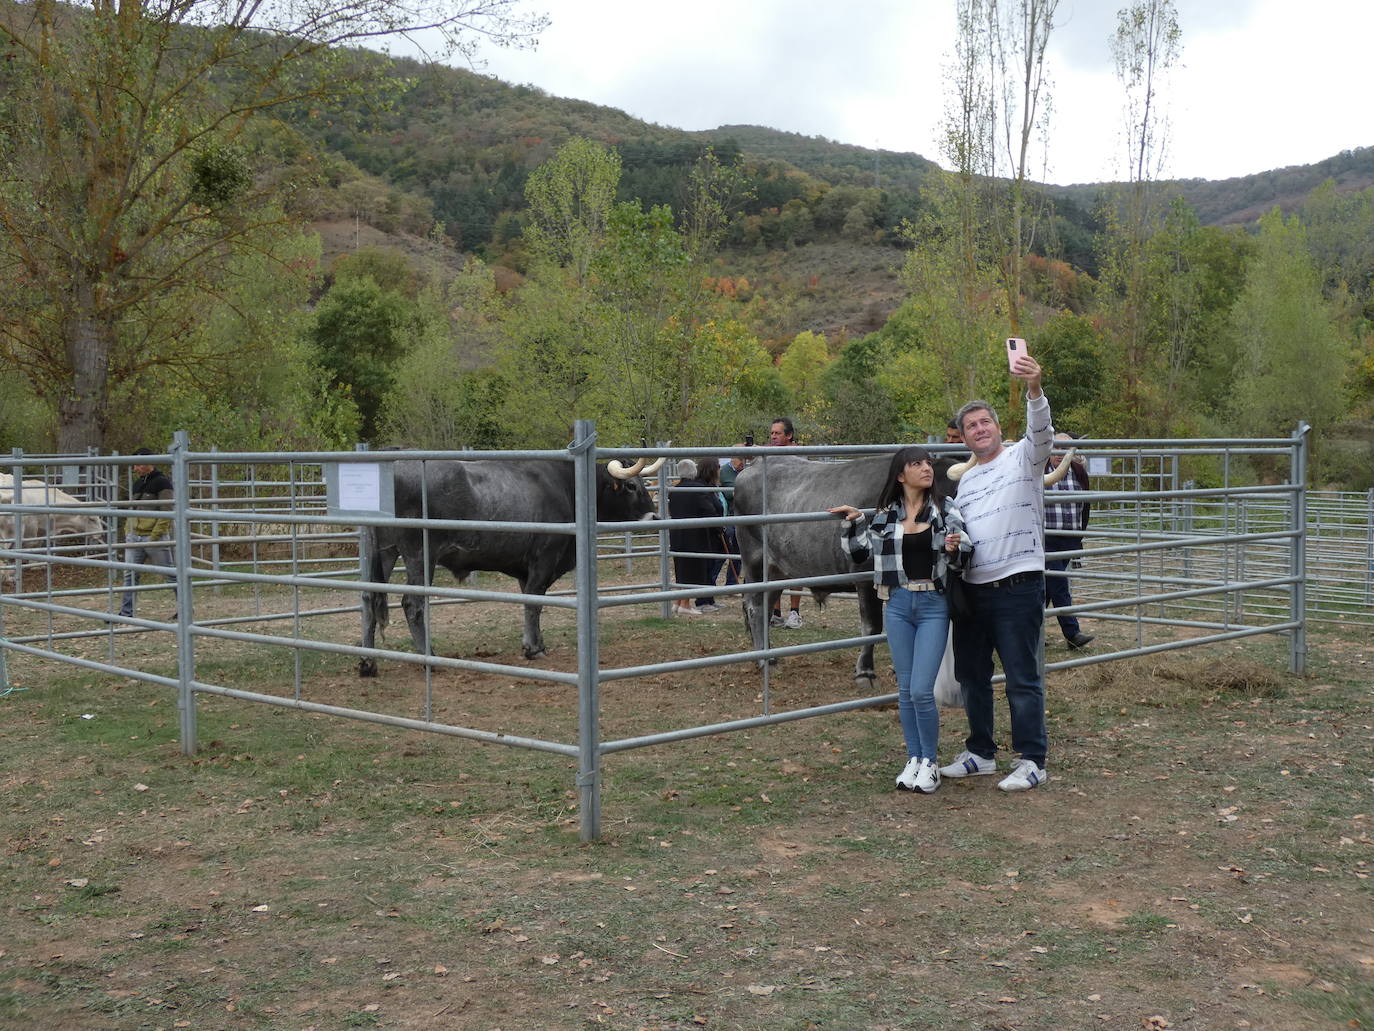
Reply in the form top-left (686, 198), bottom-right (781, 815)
top-left (951, 573), bottom-right (1047, 767)
top-left (1044, 535), bottom-right (1082, 638)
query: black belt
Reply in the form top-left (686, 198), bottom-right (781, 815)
top-left (974, 571), bottom-right (1040, 589)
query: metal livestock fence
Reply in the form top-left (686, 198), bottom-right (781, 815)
top-left (1, 424), bottom-right (1311, 839)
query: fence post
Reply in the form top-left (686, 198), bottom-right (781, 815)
top-left (572, 420), bottom-right (603, 841)
top-left (656, 451), bottom-right (672, 619)
top-left (1290, 423), bottom-right (1310, 675)
top-left (1366, 487), bottom-right (1373, 608)
top-left (354, 442), bottom-right (372, 686)
top-left (9, 447), bottom-right (24, 596)
top-left (171, 431), bottom-right (199, 755)
top-left (209, 448), bottom-right (222, 577)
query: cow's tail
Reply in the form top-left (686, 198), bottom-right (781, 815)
top-left (368, 533), bottom-right (390, 629)
top-left (358, 527), bottom-right (390, 677)
top-left (361, 527), bottom-right (390, 634)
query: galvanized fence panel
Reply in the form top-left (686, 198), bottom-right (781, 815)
top-left (1, 426), bottom-right (1312, 840)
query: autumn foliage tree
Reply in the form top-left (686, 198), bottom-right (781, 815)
top-left (0, 0), bottom-right (545, 450)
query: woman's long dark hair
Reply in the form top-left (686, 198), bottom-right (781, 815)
top-left (697, 457), bottom-right (720, 486)
top-left (875, 446), bottom-right (946, 516)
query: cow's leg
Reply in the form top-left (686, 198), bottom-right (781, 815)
top-left (738, 553), bottom-right (777, 668)
top-left (854, 584), bottom-right (883, 684)
top-left (517, 573), bottom-right (549, 659)
top-left (398, 548), bottom-right (436, 657)
top-left (358, 545), bottom-right (399, 678)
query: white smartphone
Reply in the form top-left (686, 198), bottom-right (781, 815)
top-left (1006, 337), bottom-right (1028, 372)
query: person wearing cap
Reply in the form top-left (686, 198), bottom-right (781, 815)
top-left (666, 458), bottom-right (722, 617)
top-left (829, 446), bottom-right (969, 794)
top-left (119, 448), bottom-right (177, 619)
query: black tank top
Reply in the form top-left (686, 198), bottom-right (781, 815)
top-left (902, 525), bottom-right (934, 580)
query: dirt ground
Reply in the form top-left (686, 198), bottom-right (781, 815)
top-left (1, 574), bottom-right (1372, 1030)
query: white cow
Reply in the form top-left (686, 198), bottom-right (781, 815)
top-left (0, 476), bottom-right (107, 587)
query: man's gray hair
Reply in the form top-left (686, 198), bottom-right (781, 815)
top-left (956, 399), bottom-right (999, 433)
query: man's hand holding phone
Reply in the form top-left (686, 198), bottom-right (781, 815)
top-left (1005, 338), bottom-right (1043, 397)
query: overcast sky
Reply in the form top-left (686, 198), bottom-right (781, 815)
top-left (456, 0), bottom-right (1369, 187)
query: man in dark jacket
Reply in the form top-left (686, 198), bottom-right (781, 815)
top-left (119, 448), bottom-right (177, 619)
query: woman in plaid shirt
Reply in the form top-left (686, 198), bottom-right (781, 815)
top-left (830, 446), bottom-right (971, 794)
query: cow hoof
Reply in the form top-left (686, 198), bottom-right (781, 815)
top-left (523, 648), bottom-right (547, 660)
top-left (854, 672), bottom-right (877, 685)
top-left (358, 659), bottom-right (378, 678)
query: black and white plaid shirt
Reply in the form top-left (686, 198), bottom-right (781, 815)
top-left (838, 496), bottom-right (970, 596)
top-left (1043, 459), bottom-right (1090, 534)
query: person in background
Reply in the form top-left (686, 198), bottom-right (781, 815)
top-left (767, 417), bottom-right (804, 629)
top-left (713, 451), bottom-right (745, 591)
top-left (944, 419), bottom-right (964, 445)
top-left (939, 352), bottom-right (1054, 793)
top-left (695, 457), bottom-right (725, 612)
top-left (666, 459), bottom-right (722, 617)
top-left (830, 447), bottom-right (968, 794)
top-left (1044, 432), bottom-right (1094, 650)
top-left (119, 447), bottom-right (177, 619)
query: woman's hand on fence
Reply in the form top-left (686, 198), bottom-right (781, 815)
top-left (828, 505), bottom-right (861, 521)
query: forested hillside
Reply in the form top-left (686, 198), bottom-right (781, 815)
top-left (2, 2), bottom-right (1371, 487)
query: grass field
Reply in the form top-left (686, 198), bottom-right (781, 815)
top-left (1, 586), bottom-right (1371, 1030)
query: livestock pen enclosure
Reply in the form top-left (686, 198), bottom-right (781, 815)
top-left (2, 430), bottom-right (1370, 1027)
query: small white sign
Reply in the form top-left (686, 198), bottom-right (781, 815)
top-left (325, 461), bottom-right (393, 517)
top-left (1087, 457), bottom-right (1111, 477)
top-left (338, 463), bottom-right (382, 512)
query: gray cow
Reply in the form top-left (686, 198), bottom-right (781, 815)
top-left (358, 454), bottom-right (662, 676)
top-left (734, 454), bottom-right (960, 683)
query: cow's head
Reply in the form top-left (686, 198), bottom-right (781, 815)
top-left (599, 452), bottom-right (665, 521)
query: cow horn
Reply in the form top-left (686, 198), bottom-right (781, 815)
top-left (608, 443), bottom-right (670, 480)
top-left (1043, 448), bottom-right (1077, 487)
top-left (946, 457), bottom-right (975, 481)
top-left (607, 458), bottom-right (645, 479)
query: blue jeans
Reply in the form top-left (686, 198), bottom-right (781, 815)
top-left (120, 534), bottom-right (176, 617)
top-left (951, 574), bottom-right (1047, 767)
top-left (1045, 536), bottom-right (1082, 638)
top-left (884, 588), bottom-right (951, 762)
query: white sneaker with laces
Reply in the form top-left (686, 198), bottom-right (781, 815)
top-left (895, 756), bottom-right (921, 791)
top-left (998, 758), bottom-right (1048, 792)
top-left (913, 758), bottom-right (941, 793)
top-left (784, 609), bottom-right (802, 629)
top-left (938, 750), bottom-right (998, 778)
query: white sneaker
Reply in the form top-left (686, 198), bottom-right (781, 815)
top-left (938, 750), bottom-right (998, 778)
top-left (913, 758), bottom-right (941, 793)
top-left (998, 759), bottom-right (1048, 792)
top-left (895, 756), bottom-right (921, 791)
top-left (784, 609), bottom-right (802, 629)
